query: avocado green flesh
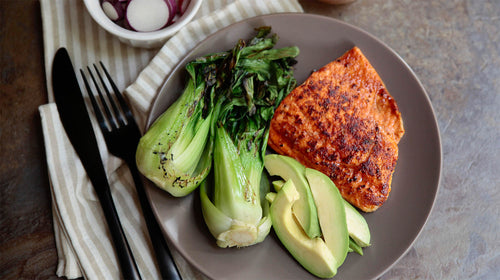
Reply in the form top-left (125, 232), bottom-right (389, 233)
top-left (264, 154), bottom-right (321, 239)
top-left (343, 200), bottom-right (371, 247)
top-left (305, 168), bottom-right (349, 269)
top-left (270, 180), bottom-right (337, 279)
top-left (349, 237), bottom-right (364, 255)
top-left (265, 192), bottom-right (277, 204)
top-left (272, 180), bottom-right (285, 192)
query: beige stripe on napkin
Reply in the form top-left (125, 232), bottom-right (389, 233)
top-left (39, 0), bottom-right (303, 279)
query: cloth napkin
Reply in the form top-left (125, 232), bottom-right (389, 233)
top-left (39, 0), bottom-right (303, 279)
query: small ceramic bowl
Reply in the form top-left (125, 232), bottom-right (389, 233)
top-left (83, 0), bottom-right (202, 49)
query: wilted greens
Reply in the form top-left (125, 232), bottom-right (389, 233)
top-left (137, 26), bottom-right (299, 247)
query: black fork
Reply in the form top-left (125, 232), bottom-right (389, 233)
top-left (80, 62), bottom-right (182, 280)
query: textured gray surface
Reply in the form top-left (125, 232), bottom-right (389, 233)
top-left (299, 0), bottom-right (500, 279)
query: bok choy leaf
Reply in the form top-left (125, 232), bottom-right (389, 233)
top-left (200, 26), bottom-right (299, 247)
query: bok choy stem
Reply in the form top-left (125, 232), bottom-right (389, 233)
top-left (136, 63), bottom-right (215, 197)
top-left (200, 26), bottom-right (299, 248)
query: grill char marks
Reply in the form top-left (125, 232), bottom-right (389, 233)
top-left (268, 47), bottom-right (404, 212)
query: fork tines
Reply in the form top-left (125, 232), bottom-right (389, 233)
top-left (80, 63), bottom-right (130, 132)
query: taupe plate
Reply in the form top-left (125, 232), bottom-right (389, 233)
top-left (145, 13), bottom-right (442, 280)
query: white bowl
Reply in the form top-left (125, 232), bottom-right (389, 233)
top-left (83, 0), bottom-right (202, 49)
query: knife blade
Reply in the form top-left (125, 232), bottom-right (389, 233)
top-left (52, 47), bottom-right (142, 280)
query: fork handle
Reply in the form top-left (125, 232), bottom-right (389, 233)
top-left (126, 158), bottom-right (182, 280)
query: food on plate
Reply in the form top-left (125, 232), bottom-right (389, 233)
top-left (200, 124), bottom-right (275, 249)
top-left (136, 56), bottom-right (215, 197)
top-left (137, 26), bottom-right (299, 246)
top-left (198, 26), bottom-right (299, 248)
top-left (343, 198), bottom-right (371, 247)
top-left (349, 238), bottom-right (364, 255)
top-left (264, 154), bottom-right (321, 239)
top-left (268, 46), bottom-right (405, 212)
top-left (138, 24), bottom-right (381, 276)
top-left (270, 168), bottom-right (371, 252)
top-left (269, 180), bottom-right (338, 278)
top-left (305, 167), bottom-right (349, 268)
top-left (101, 0), bottom-right (190, 32)
top-left (265, 154), bottom-right (370, 278)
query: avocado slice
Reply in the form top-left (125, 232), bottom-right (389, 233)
top-left (349, 237), bottom-right (364, 255)
top-left (272, 179), bottom-right (285, 192)
top-left (265, 192), bottom-right (277, 204)
top-left (305, 168), bottom-right (349, 269)
top-left (264, 154), bottom-right (321, 239)
top-left (343, 199), bottom-right (371, 247)
top-left (270, 180), bottom-right (337, 278)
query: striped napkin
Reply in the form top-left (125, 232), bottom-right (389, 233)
top-left (39, 0), bottom-right (303, 279)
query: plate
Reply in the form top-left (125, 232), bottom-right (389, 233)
top-left (144, 13), bottom-right (442, 279)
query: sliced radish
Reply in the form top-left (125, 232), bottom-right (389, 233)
top-left (125, 0), bottom-right (172, 32)
top-left (101, 0), bottom-right (125, 21)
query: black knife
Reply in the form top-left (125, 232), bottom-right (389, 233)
top-left (52, 47), bottom-right (142, 280)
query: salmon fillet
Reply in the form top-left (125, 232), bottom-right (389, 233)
top-left (268, 47), bottom-right (404, 212)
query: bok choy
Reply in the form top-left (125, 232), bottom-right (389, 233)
top-left (199, 27), bottom-right (299, 247)
top-left (136, 26), bottom-right (299, 247)
top-left (136, 61), bottom-right (215, 197)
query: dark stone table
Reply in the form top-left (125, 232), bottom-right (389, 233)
top-left (1, 0), bottom-right (498, 279)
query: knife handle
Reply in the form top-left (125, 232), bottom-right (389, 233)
top-left (126, 158), bottom-right (182, 280)
top-left (95, 184), bottom-right (143, 280)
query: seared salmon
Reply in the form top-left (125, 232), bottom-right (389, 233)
top-left (268, 47), bottom-right (404, 212)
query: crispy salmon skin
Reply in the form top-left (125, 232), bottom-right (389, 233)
top-left (268, 47), bottom-right (404, 212)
